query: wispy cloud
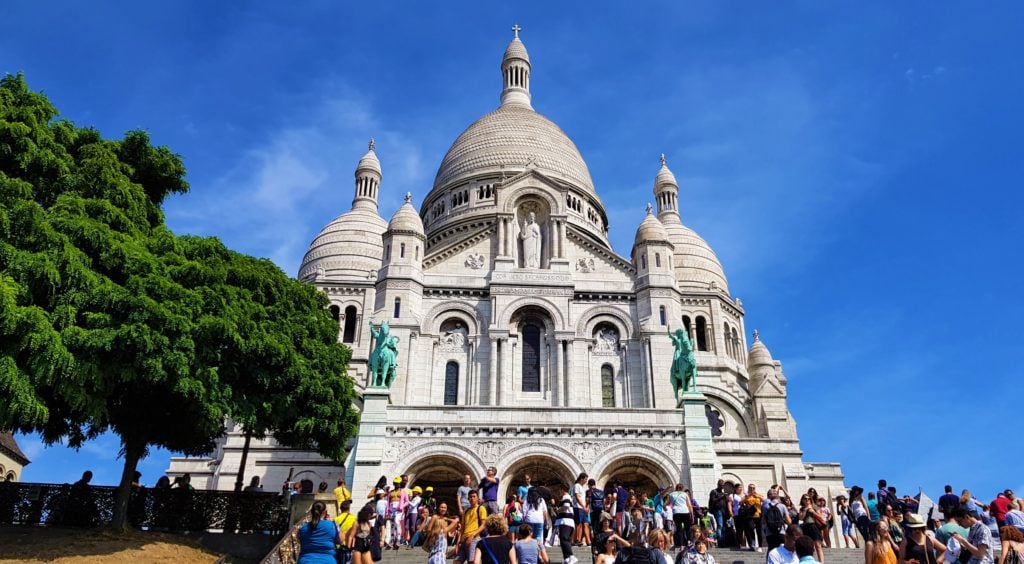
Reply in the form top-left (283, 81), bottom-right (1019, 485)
top-left (165, 82), bottom-right (431, 277)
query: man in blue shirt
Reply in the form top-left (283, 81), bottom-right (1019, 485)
top-left (866, 492), bottom-right (880, 523)
top-left (517, 474), bottom-right (532, 503)
top-left (794, 535), bottom-right (820, 564)
top-left (614, 481), bottom-right (628, 534)
top-left (939, 485), bottom-right (961, 522)
top-left (479, 466), bottom-right (500, 515)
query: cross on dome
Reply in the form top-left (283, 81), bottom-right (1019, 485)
top-left (405, 192), bottom-right (412, 203)
top-left (368, 138), bottom-right (376, 151)
top-left (660, 153), bottom-right (667, 167)
top-left (646, 202), bottom-right (653, 214)
top-left (512, 24), bottom-right (522, 39)
top-left (753, 329), bottom-right (760, 341)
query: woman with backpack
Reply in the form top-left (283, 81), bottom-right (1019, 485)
top-left (504, 494), bottom-right (524, 540)
top-left (554, 489), bottom-right (579, 564)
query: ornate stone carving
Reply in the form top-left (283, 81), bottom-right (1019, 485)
top-left (384, 439), bottom-right (411, 461)
top-left (464, 252), bottom-right (486, 270)
top-left (439, 322), bottom-right (469, 352)
top-left (573, 441), bottom-right (600, 463)
top-left (593, 327), bottom-right (619, 355)
top-left (491, 286), bottom-right (573, 297)
top-left (476, 440), bottom-right (508, 461)
top-left (575, 257), bottom-right (596, 273)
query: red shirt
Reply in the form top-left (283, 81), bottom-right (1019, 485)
top-left (991, 495), bottom-right (1011, 520)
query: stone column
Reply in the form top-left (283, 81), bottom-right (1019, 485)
top-left (539, 334), bottom-right (547, 399)
top-left (563, 339), bottom-right (574, 407)
top-left (349, 388), bottom-right (391, 502)
top-left (555, 339), bottom-right (565, 406)
top-left (679, 391), bottom-right (721, 505)
top-left (561, 221), bottom-right (569, 257)
top-left (500, 337), bottom-right (513, 405)
top-left (488, 337), bottom-right (498, 406)
top-left (621, 344), bottom-right (631, 408)
top-left (497, 216), bottom-right (506, 257)
top-left (466, 341), bottom-right (475, 406)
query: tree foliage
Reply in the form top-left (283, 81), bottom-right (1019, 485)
top-left (0, 74), bottom-right (358, 529)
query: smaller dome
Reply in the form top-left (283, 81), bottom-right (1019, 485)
top-left (634, 204), bottom-right (669, 246)
top-left (503, 37), bottom-right (530, 63)
top-left (747, 330), bottom-right (773, 369)
top-left (357, 139), bottom-right (381, 176)
top-left (655, 154), bottom-right (678, 188)
top-left (388, 193), bottom-right (425, 236)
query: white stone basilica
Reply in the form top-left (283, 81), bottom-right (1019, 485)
top-left (169, 30), bottom-right (845, 508)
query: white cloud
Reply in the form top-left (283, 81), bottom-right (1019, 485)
top-left (165, 83), bottom-right (433, 277)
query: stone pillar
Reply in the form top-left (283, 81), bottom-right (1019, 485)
top-left (621, 344), bottom-right (631, 408)
top-left (488, 337), bottom-right (498, 406)
top-left (497, 217), bottom-right (506, 257)
top-left (563, 339), bottom-right (574, 407)
top-left (555, 339), bottom-right (565, 406)
top-left (558, 220), bottom-right (566, 258)
top-left (500, 337), bottom-right (513, 405)
top-left (679, 391), bottom-right (721, 505)
top-left (349, 389), bottom-right (391, 501)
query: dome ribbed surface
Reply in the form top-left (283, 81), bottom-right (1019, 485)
top-left (357, 149), bottom-right (381, 175)
top-left (747, 335), bottom-right (773, 369)
top-left (655, 163), bottom-right (677, 187)
top-left (298, 208), bottom-right (387, 281)
top-left (661, 217), bottom-right (730, 293)
top-left (388, 201), bottom-right (425, 235)
top-left (634, 211), bottom-right (669, 246)
top-left (431, 105), bottom-right (597, 197)
top-left (503, 38), bottom-right (530, 62)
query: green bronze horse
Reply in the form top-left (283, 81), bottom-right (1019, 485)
top-left (368, 319), bottom-right (400, 388)
top-left (668, 327), bottom-right (698, 401)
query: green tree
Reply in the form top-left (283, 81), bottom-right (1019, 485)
top-left (0, 74), bottom-right (358, 530)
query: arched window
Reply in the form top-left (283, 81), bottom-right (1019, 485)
top-left (385, 244), bottom-right (391, 261)
top-left (655, 253), bottom-right (661, 268)
top-left (696, 316), bottom-right (709, 351)
top-left (342, 305), bottom-right (357, 343)
top-left (521, 324), bottom-right (541, 392)
top-left (393, 298), bottom-right (401, 319)
top-left (659, 306), bottom-right (667, 326)
top-left (400, 242), bottom-right (405, 258)
top-left (4, 472), bottom-right (13, 482)
top-left (641, 255), bottom-right (647, 270)
top-left (601, 364), bottom-right (615, 407)
top-left (415, 246), bottom-right (419, 260)
top-left (444, 361), bottom-right (459, 406)
top-left (682, 315), bottom-right (692, 335)
top-left (329, 305), bottom-right (340, 323)
top-left (723, 322), bottom-right (733, 359)
top-left (732, 328), bottom-right (740, 357)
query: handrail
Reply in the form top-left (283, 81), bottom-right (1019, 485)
top-left (259, 518), bottom-right (306, 564)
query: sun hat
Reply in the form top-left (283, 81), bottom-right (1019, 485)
top-left (413, 486), bottom-right (423, 494)
top-left (393, 476), bottom-right (403, 484)
top-left (905, 514), bottom-right (926, 528)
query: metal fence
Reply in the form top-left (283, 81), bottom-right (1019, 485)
top-left (0, 481), bottom-right (290, 533)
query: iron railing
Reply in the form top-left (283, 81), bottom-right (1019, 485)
top-left (0, 481), bottom-right (289, 533)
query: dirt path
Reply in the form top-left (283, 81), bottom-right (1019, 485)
top-left (0, 526), bottom-right (224, 563)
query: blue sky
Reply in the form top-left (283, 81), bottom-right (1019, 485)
top-left (4, 2), bottom-right (1021, 501)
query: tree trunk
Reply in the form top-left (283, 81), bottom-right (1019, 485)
top-left (234, 429), bottom-right (252, 493)
top-left (110, 438), bottom-right (145, 532)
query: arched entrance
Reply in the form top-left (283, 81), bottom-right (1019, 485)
top-left (596, 456), bottom-right (675, 498)
top-left (501, 455), bottom-right (576, 502)
top-left (402, 455), bottom-right (476, 511)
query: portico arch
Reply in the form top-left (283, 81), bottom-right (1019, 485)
top-left (576, 305), bottom-right (636, 340)
top-left (591, 445), bottom-right (679, 495)
top-left (400, 452), bottom-right (481, 510)
top-left (497, 296), bottom-right (566, 331)
top-left (499, 454), bottom-right (578, 503)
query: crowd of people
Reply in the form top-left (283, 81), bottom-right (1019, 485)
top-left (294, 474), bottom-right (1024, 564)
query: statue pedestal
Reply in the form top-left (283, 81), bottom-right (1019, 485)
top-left (347, 388), bottom-right (391, 501)
top-left (678, 391), bottom-right (721, 505)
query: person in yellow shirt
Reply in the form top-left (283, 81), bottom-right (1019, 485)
top-left (456, 491), bottom-right (487, 564)
top-left (334, 478), bottom-right (352, 513)
top-left (741, 483), bottom-right (766, 552)
top-left (335, 500), bottom-right (356, 564)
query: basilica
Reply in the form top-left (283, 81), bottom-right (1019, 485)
top-left (168, 30), bottom-right (845, 508)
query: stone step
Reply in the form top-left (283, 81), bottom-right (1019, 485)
top-left (370, 545), bottom-right (865, 564)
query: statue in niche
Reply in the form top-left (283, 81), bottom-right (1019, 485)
top-left (594, 327), bottom-right (619, 354)
top-left (519, 211), bottom-right (542, 268)
top-left (440, 322), bottom-right (468, 350)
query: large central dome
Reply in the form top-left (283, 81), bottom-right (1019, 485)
top-left (432, 104), bottom-right (597, 196)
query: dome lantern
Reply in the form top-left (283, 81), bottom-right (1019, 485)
top-left (500, 24), bottom-right (532, 108)
top-left (353, 138), bottom-right (382, 212)
top-left (654, 153), bottom-right (680, 218)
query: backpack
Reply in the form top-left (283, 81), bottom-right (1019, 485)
top-left (621, 513), bottom-right (637, 540)
top-left (764, 502), bottom-right (786, 534)
top-left (591, 488), bottom-right (606, 511)
top-left (614, 546), bottom-right (660, 564)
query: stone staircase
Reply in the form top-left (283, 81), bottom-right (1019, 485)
top-left (371, 546), bottom-right (864, 564)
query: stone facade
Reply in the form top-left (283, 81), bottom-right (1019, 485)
top-left (0, 432), bottom-right (29, 482)
top-left (168, 30), bottom-right (846, 526)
